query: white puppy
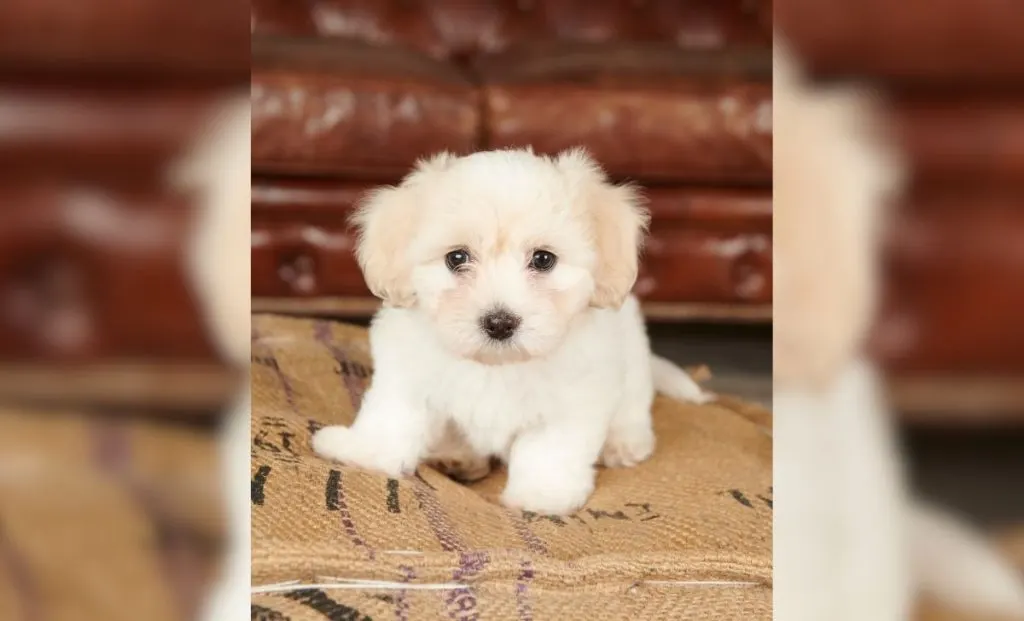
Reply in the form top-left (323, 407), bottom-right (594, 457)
top-left (312, 148), bottom-right (710, 516)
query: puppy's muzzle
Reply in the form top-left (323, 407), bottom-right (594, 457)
top-left (480, 309), bottom-right (521, 341)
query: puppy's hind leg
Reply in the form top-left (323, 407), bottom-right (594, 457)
top-left (601, 354), bottom-right (656, 468)
top-left (600, 403), bottom-right (656, 468)
top-left (602, 304), bottom-right (659, 468)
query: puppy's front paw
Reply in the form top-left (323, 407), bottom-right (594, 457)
top-left (501, 470), bottom-right (594, 516)
top-left (600, 425), bottom-right (655, 468)
top-left (311, 425), bottom-right (414, 478)
top-left (311, 425), bottom-right (362, 465)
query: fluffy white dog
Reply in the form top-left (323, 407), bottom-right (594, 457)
top-left (312, 148), bottom-right (710, 516)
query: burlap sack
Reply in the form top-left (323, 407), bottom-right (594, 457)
top-left (251, 314), bottom-right (772, 620)
top-left (0, 407), bottom-right (224, 621)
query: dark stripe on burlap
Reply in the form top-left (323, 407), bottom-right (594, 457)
top-left (285, 588), bottom-right (373, 621)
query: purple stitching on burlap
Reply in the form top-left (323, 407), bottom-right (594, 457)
top-left (313, 320), bottom-right (366, 411)
top-left (394, 565), bottom-right (415, 621)
top-left (327, 468), bottom-right (375, 560)
top-left (411, 474), bottom-right (466, 553)
top-left (252, 325), bottom-right (297, 413)
top-left (445, 551), bottom-right (489, 621)
top-left (515, 560), bottom-right (535, 621)
top-left (507, 510), bottom-right (547, 555)
top-left (89, 419), bottom-right (194, 618)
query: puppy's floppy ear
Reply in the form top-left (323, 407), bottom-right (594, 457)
top-left (349, 151), bottom-right (456, 307)
top-left (555, 148), bottom-right (650, 309)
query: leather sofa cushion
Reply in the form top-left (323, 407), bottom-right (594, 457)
top-left (640, 189), bottom-right (772, 303)
top-left (0, 86), bottom-right (221, 176)
top-left (0, 181), bottom-right (218, 362)
top-left (252, 37), bottom-right (480, 178)
top-left (777, 0), bottom-right (1024, 84)
top-left (872, 189), bottom-right (1024, 374)
top-left (894, 97), bottom-right (1024, 185)
top-left (251, 0), bottom-right (772, 61)
top-left (0, 0), bottom-right (248, 79)
top-left (251, 38), bottom-right (773, 183)
top-left (478, 44), bottom-right (772, 183)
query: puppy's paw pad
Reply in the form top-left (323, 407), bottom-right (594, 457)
top-left (600, 428), bottom-right (655, 468)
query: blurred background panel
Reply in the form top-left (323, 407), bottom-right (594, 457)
top-left (778, 0), bottom-right (1024, 424)
top-left (0, 0), bottom-right (249, 80)
top-left (776, 0), bottom-right (1024, 85)
top-left (0, 1), bottom-right (248, 620)
top-left (0, 1), bottom-right (248, 407)
top-left (778, 0), bottom-right (1024, 579)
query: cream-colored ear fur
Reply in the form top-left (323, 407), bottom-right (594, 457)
top-left (555, 148), bottom-right (649, 308)
top-left (351, 152), bottom-right (455, 307)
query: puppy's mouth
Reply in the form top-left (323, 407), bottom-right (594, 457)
top-left (464, 336), bottom-right (534, 366)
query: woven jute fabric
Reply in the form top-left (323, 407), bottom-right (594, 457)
top-left (0, 406), bottom-right (223, 621)
top-left (251, 314), bottom-right (773, 620)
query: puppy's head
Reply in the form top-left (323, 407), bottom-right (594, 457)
top-left (353, 147), bottom-right (648, 364)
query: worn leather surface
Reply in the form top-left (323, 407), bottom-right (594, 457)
top-left (251, 37), bottom-right (480, 178)
top-left (251, 178), bottom-right (366, 298)
top-left (641, 189), bottom-right (772, 303)
top-left (251, 178), bottom-right (772, 304)
top-left (0, 0), bottom-right (249, 79)
top-left (251, 0), bottom-right (772, 60)
top-left (895, 97), bottom-right (1024, 184)
top-left (0, 86), bottom-right (221, 175)
top-left (479, 44), bottom-right (772, 183)
top-left (777, 0), bottom-right (1024, 83)
top-left (251, 37), bottom-right (772, 182)
top-left (0, 181), bottom-right (218, 362)
top-left (872, 190), bottom-right (1024, 374)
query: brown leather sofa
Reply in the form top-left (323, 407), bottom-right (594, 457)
top-left (251, 0), bottom-right (774, 322)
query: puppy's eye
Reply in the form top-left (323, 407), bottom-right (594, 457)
top-left (529, 250), bottom-right (557, 272)
top-left (445, 249), bottom-right (471, 272)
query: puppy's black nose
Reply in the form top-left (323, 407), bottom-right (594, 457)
top-left (480, 309), bottom-right (521, 341)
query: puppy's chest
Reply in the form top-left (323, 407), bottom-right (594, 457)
top-left (422, 364), bottom-right (565, 444)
